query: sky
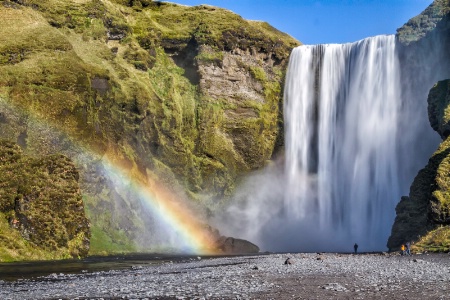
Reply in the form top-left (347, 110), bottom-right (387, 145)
top-left (163, 0), bottom-right (434, 44)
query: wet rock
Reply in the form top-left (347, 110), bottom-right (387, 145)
top-left (216, 237), bottom-right (259, 254)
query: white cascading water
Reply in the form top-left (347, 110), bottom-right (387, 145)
top-left (216, 34), bottom-right (440, 252)
top-left (283, 35), bottom-right (401, 250)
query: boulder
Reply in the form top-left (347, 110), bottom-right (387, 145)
top-left (216, 236), bottom-right (259, 254)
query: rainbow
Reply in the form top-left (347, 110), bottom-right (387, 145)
top-left (101, 155), bottom-right (219, 255)
top-left (0, 97), bottom-right (220, 255)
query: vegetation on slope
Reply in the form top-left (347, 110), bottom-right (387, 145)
top-left (0, 140), bottom-right (90, 262)
top-left (413, 226), bottom-right (450, 253)
top-left (396, 0), bottom-right (450, 45)
top-left (0, 0), bottom-right (299, 256)
top-left (388, 80), bottom-right (450, 253)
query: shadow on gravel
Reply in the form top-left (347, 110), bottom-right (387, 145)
top-left (0, 253), bottom-right (258, 281)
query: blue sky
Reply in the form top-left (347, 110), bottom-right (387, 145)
top-left (165, 0), bottom-right (433, 44)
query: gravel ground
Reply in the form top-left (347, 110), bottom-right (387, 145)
top-left (1, 252), bottom-right (450, 299)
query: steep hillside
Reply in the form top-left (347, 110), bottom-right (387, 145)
top-left (388, 0), bottom-right (450, 252)
top-left (0, 0), bottom-right (299, 256)
top-left (396, 0), bottom-right (450, 46)
top-left (0, 140), bottom-right (90, 261)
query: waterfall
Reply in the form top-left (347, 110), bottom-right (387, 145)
top-left (283, 35), bottom-right (402, 250)
top-left (216, 34), bottom-right (441, 253)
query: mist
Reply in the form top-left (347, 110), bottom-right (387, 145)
top-left (214, 33), bottom-right (448, 253)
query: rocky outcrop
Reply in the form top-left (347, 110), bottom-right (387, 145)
top-left (216, 236), bottom-right (259, 254)
top-left (386, 146), bottom-right (445, 250)
top-left (388, 0), bottom-right (450, 252)
top-left (149, 4), bottom-right (299, 200)
top-left (396, 0), bottom-right (450, 81)
top-left (428, 80), bottom-right (450, 139)
top-left (397, 0), bottom-right (450, 46)
top-left (426, 81), bottom-right (450, 226)
top-left (0, 140), bottom-right (90, 261)
top-left (388, 80), bottom-right (450, 251)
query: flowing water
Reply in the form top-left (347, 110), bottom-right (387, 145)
top-left (217, 35), bottom-right (441, 252)
top-left (283, 35), bottom-right (401, 250)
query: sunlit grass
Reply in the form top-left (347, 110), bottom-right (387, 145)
top-left (413, 226), bottom-right (450, 253)
top-left (0, 213), bottom-right (57, 262)
top-left (0, 0), bottom-right (299, 258)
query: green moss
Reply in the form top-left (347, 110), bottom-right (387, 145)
top-left (397, 0), bottom-right (450, 45)
top-left (0, 140), bottom-right (90, 262)
top-left (428, 80), bottom-right (450, 139)
top-left (429, 137), bottom-right (450, 221)
top-left (0, 212), bottom-right (58, 262)
top-left (145, 47), bottom-right (200, 182)
top-left (249, 66), bottom-right (268, 83)
top-left (89, 225), bottom-right (135, 255)
top-left (413, 226), bottom-right (450, 253)
top-left (142, 3), bottom-right (299, 59)
top-left (0, 0), bottom-right (300, 257)
top-left (196, 50), bottom-right (224, 65)
top-left (388, 135), bottom-right (450, 250)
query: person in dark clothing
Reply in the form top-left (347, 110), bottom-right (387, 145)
top-left (354, 243), bottom-right (358, 254)
top-left (405, 242), bottom-right (411, 256)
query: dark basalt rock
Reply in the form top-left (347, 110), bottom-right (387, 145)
top-left (428, 80), bottom-right (450, 139)
top-left (216, 236), bottom-right (259, 254)
top-left (388, 0), bottom-right (450, 252)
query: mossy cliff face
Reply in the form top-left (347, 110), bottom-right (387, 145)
top-left (396, 0), bottom-right (450, 46)
top-left (388, 80), bottom-right (450, 252)
top-left (396, 0), bottom-right (450, 83)
top-left (0, 140), bottom-right (90, 261)
top-left (387, 0), bottom-right (450, 252)
top-left (0, 0), bottom-right (299, 255)
top-left (428, 80), bottom-right (450, 140)
top-left (141, 3), bottom-right (299, 200)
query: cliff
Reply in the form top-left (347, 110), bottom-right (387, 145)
top-left (0, 0), bottom-right (299, 258)
top-left (388, 0), bottom-right (450, 252)
top-left (396, 0), bottom-right (450, 46)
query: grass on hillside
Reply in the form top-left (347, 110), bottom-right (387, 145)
top-left (0, 0), bottom-right (300, 257)
top-left (0, 213), bottom-right (66, 262)
top-left (412, 226), bottom-right (450, 253)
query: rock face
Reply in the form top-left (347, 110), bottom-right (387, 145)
top-left (388, 0), bottom-right (450, 252)
top-left (388, 83), bottom-right (450, 251)
top-left (425, 82), bottom-right (450, 228)
top-left (387, 81), bottom-right (450, 251)
top-left (428, 80), bottom-right (450, 139)
top-left (0, 140), bottom-right (90, 261)
top-left (396, 0), bottom-right (450, 81)
top-left (396, 0), bottom-right (450, 46)
top-left (0, 0), bottom-right (298, 255)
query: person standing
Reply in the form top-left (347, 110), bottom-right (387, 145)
top-left (354, 243), bottom-right (358, 254)
top-left (406, 242), bottom-right (411, 256)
